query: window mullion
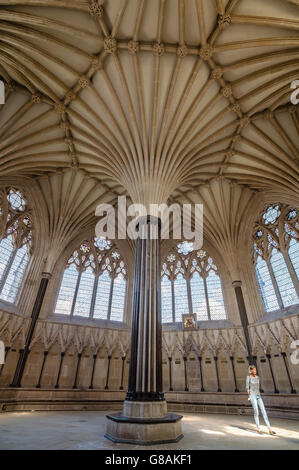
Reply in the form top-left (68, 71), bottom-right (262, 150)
top-left (281, 248), bottom-right (299, 299)
top-left (203, 275), bottom-right (211, 320)
top-left (70, 270), bottom-right (82, 317)
top-left (171, 279), bottom-right (175, 323)
top-left (266, 259), bottom-right (283, 309)
top-left (107, 276), bottom-right (114, 320)
top-left (89, 274), bottom-right (99, 319)
top-left (186, 276), bottom-right (193, 314)
top-left (122, 281), bottom-right (128, 323)
top-left (0, 248), bottom-right (17, 296)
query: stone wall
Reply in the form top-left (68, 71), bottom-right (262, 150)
top-left (0, 311), bottom-right (298, 400)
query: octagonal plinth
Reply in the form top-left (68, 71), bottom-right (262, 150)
top-left (105, 412), bottom-right (183, 445)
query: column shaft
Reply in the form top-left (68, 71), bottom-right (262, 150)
top-left (168, 357), bottom-right (173, 391)
top-left (10, 273), bottom-right (51, 387)
top-left (183, 357), bottom-right (188, 392)
top-left (36, 351), bottom-right (48, 388)
top-left (232, 281), bottom-right (253, 363)
top-left (89, 354), bottom-right (97, 389)
top-left (55, 352), bottom-right (65, 389)
top-left (120, 356), bottom-right (126, 390)
top-left (230, 356), bottom-right (239, 392)
top-left (105, 355), bottom-right (111, 390)
top-left (73, 353), bottom-right (82, 389)
top-left (266, 354), bottom-right (279, 393)
top-left (126, 216), bottom-right (164, 402)
top-left (214, 356), bottom-right (221, 392)
top-left (198, 356), bottom-right (204, 392)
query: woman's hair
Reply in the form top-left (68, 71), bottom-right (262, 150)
top-left (248, 365), bottom-right (256, 374)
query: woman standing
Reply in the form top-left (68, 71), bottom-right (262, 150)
top-left (246, 365), bottom-right (276, 435)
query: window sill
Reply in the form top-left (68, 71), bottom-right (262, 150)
top-left (253, 304), bottom-right (299, 325)
top-left (162, 319), bottom-right (235, 331)
top-left (0, 299), bottom-right (22, 316)
top-left (46, 314), bottom-right (130, 330)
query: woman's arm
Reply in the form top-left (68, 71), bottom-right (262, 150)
top-left (246, 375), bottom-right (250, 394)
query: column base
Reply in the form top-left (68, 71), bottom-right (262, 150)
top-left (105, 412), bottom-right (183, 445)
top-left (123, 399), bottom-right (167, 418)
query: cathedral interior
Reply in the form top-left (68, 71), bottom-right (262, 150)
top-left (0, 0), bottom-right (298, 450)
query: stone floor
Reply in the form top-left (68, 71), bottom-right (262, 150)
top-left (0, 410), bottom-right (299, 450)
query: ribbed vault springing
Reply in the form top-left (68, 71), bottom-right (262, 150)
top-left (0, 0), bottom-right (298, 242)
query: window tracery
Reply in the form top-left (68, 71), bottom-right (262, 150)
top-left (161, 243), bottom-right (226, 323)
top-left (253, 203), bottom-right (299, 312)
top-left (55, 237), bottom-right (127, 322)
top-left (0, 187), bottom-right (32, 303)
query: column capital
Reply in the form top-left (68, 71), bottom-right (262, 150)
top-left (136, 215), bottom-right (161, 228)
top-left (41, 272), bottom-right (52, 280)
top-left (232, 280), bottom-right (242, 288)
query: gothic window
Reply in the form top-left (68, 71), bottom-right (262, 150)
top-left (54, 237), bottom-right (127, 322)
top-left (161, 243), bottom-right (227, 323)
top-left (190, 271), bottom-right (208, 321)
top-left (253, 204), bottom-right (299, 312)
top-left (0, 187), bottom-right (32, 304)
top-left (173, 273), bottom-right (189, 322)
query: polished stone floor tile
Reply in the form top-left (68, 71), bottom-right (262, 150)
top-left (0, 410), bottom-right (298, 450)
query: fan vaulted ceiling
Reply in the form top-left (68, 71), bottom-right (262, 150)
top-left (0, 0), bottom-right (298, 249)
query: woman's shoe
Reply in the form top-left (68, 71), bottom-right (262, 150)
top-left (269, 429), bottom-right (276, 435)
top-left (257, 428), bottom-right (263, 434)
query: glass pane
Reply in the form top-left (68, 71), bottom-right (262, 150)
top-left (93, 270), bottom-right (111, 319)
top-left (0, 244), bottom-right (28, 303)
top-left (288, 238), bottom-right (299, 280)
top-left (173, 274), bottom-right (189, 322)
top-left (206, 270), bottom-right (226, 320)
top-left (55, 264), bottom-right (79, 315)
top-left (255, 256), bottom-right (279, 312)
top-left (0, 236), bottom-right (15, 283)
top-left (190, 272), bottom-right (208, 321)
top-left (270, 248), bottom-right (298, 308)
top-left (161, 276), bottom-right (173, 323)
top-left (73, 267), bottom-right (95, 317)
top-left (110, 275), bottom-right (126, 322)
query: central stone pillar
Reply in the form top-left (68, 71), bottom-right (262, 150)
top-left (105, 216), bottom-right (183, 445)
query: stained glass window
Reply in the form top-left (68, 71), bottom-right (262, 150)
top-left (206, 270), bottom-right (226, 320)
top-left (161, 275), bottom-right (173, 323)
top-left (72, 267), bottom-right (94, 317)
top-left (54, 237), bottom-right (127, 322)
top-left (110, 274), bottom-right (126, 322)
top-left (0, 244), bottom-right (29, 303)
top-left (270, 249), bottom-right (298, 307)
top-left (93, 270), bottom-right (111, 319)
top-left (161, 242), bottom-right (227, 324)
top-left (190, 272), bottom-right (208, 321)
top-left (173, 274), bottom-right (189, 322)
top-left (54, 264), bottom-right (79, 315)
top-left (255, 256), bottom-right (279, 312)
top-left (288, 238), bottom-right (299, 280)
top-left (177, 241), bottom-right (193, 255)
top-left (253, 203), bottom-right (299, 313)
top-left (0, 187), bottom-right (32, 304)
